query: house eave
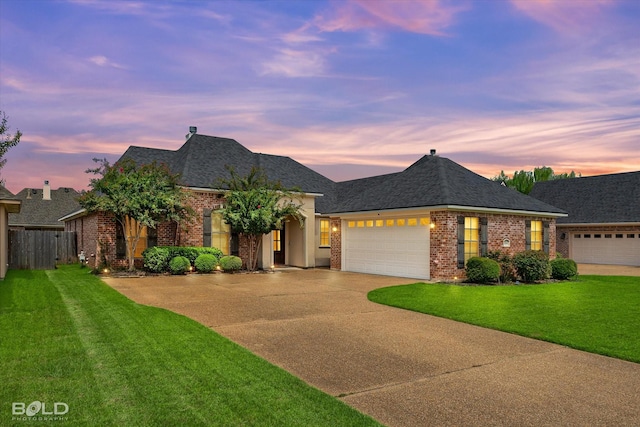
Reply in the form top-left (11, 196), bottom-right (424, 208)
top-left (557, 222), bottom-right (640, 227)
top-left (58, 208), bottom-right (87, 222)
top-left (184, 186), bottom-right (323, 198)
top-left (1, 199), bottom-right (21, 213)
top-left (329, 205), bottom-right (567, 218)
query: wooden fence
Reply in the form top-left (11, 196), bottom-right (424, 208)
top-left (9, 230), bottom-right (77, 270)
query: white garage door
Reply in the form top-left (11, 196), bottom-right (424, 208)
top-left (343, 217), bottom-right (430, 279)
top-left (571, 232), bottom-right (640, 266)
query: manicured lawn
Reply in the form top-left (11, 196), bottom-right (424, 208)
top-left (368, 276), bottom-right (640, 364)
top-left (0, 266), bottom-right (381, 426)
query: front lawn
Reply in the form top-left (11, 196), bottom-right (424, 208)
top-left (368, 276), bottom-right (640, 363)
top-left (0, 266), bottom-right (380, 426)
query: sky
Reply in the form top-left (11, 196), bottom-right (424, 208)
top-left (1, 0), bottom-right (639, 194)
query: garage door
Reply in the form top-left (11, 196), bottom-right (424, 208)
top-left (343, 217), bottom-right (430, 279)
top-left (571, 232), bottom-right (640, 266)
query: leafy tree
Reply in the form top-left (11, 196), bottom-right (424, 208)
top-left (0, 111), bottom-right (22, 184)
top-left (492, 167), bottom-right (579, 194)
top-left (79, 158), bottom-right (193, 271)
top-left (218, 166), bottom-right (304, 272)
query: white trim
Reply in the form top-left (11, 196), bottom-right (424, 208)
top-left (58, 208), bottom-right (87, 222)
top-left (331, 205), bottom-right (567, 218)
top-left (558, 222), bottom-right (640, 227)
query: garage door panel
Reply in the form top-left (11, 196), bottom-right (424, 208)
top-left (344, 218), bottom-right (430, 279)
top-left (571, 233), bottom-right (640, 266)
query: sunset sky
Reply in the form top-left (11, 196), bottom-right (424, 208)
top-left (1, 0), bottom-right (639, 194)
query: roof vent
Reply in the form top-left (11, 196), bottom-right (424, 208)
top-left (430, 149), bottom-right (437, 156)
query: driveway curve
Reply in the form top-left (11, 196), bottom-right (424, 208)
top-left (105, 269), bottom-right (640, 427)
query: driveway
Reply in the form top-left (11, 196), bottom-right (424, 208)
top-left (105, 270), bottom-right (640, 426)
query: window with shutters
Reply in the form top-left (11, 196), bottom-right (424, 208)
top-left (464, 217), bottom-right (480, 263)
top-left (211, 212), bottom-right (230, 254)
top-left (530, 220), bottom-right (543, 251)
top-left (115, 220), bottom-right (155, 258)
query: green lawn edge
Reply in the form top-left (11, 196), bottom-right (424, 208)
top-left (1, 266), bottom-right (381, 426)
top-left (368, 275), bottom-right (640, 364)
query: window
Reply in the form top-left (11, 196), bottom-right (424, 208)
top-left (605, 234), bottom-right (612, 238)
top-left (464, 217), bottom-right (480, 263)
top-left (408, 218), bottom-right (418, 226)
top-left (575, 234), bottom-right (581, 238)
top-left (348, 221), bottom-right (355, 228)
top-left (584, 234), bottom-right (591, 238)
top-left (616, 234), bottom-right (623, 238)
top-left (366, 220), bottom-right (374, 227)
top-left (211, 212), bottom-right (230, 254)
top-left (357, 220), bottom-right (364, 228)
top-left (319, 219), bottom-right (330, 247)
top-left (375, 219), bottom-right (384, 227)
top-left (386, 219), bottom-right (394, 227)
top-left (530, 220), bottom-right (543, 251)
top-left (397, 219), bottom-right (406, 227)
top-left (116, 218), bottom-right (155, 259)
top-left (628, 234), bottom-right (636, 238)
top-left (273, 229), bottom-right (281, 251)
top-left (594, 234), bottom-right (602, 238)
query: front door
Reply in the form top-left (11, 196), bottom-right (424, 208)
top-left (273, 228), bottom-right (285, 265)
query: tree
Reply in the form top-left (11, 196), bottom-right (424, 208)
top-left (218, 166), bottom-right (304, 272)
top-left (492, 167), bottom-right (579, 194)
top-left (79, 158), bottom-right (193, 271)
top-left (0, 111), bottom-right (22, 184)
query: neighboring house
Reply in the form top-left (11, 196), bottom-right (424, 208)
top-left (530, 171), bottom-right (640, 266)
top-left (63, 129), bottom-right (566, 280)
top-left (0, 185), bottom-right (21, 279)
top-left (9, 181), bottom-right (81, 230)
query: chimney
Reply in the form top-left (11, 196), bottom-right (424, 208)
top-left (43, 180), bottom-right (51, 200)
top-left (185, 126), bottom-right (198, 140)
top-left (430, 149), bottom-right (437, 156)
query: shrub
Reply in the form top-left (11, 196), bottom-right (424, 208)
top-left (486, 250), bottom-right (517, 283)
top-left (194, 254), bottom-right (218, 273)
top-left (169, 256), bottom-right (191, 275)
top-left (551, 258), bottom-right (578, 280)
top-left (466, 257), bottom-right (500, 283)
top-left (219, 255), bottom-right (242, 272)
top-left (513, 250), bottom-right (551, 283)
top-left (143, 246), bottom-right (223, 272)
top-left (143, 246), bottom-right (171, 273)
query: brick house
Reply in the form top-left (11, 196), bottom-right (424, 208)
top-left (62, 129), bottom-right (566, 280)
top-left (530, 171), bottom-right (640, 266)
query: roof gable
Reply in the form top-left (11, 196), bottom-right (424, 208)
top-left (530, 171), bottom-right (640, 224)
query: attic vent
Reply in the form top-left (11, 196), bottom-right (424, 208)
top-left (430, 149), bottom-right (437, 156)
top-left (189, 126), bottom-right (197, 133)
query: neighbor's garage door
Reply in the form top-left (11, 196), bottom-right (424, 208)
top-left (571, 232), bottom-right (640, 266)
top-left (343, 217), bottom-right (430, 279)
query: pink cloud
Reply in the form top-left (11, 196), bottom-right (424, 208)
top-left (510, 0), bottom-right (614, 35)
top-left (313, 0), bottom-right (467, 35)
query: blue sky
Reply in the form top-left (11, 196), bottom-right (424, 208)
top-left (1, 0), bottom-right (639, 193)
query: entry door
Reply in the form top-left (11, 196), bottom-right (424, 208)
top-left (273, 229), bottom-right (285, 265)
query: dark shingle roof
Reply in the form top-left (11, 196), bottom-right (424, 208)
top-left (530, 171), bottom-right (640, 224)
top-left (9, 187), bottom-right (81, 228)
top-left (332, 155), bottom-right (566, 215)
top-left (121, 134), bottom-right (337, 213)
top-left (120, 134), bottom-right (565, 216)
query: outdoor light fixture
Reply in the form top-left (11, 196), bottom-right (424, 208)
top-left (332, 226), bottom-right (338, 232)
top-left (103, 268), bottom-right (109, 274)
top-left (430, 221), bottom-right (436, 229)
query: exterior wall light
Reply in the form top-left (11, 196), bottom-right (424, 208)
top-left (332, 226), bottom-right (338, 232)
top-left (430, 221), bottom-right (436, 229)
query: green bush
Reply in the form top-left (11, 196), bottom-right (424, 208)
top-left (513, 250), bottom-right (551, 283)
top-left (486, 250), bottom-right (517, 283)
top-left (143, 246), bottom-right (223, 272)
top-left (219, 255), bottom-right (242, 272)
top-left (143, 246), bottom-right (171, 273)
top-left (551, 258), bottom-right (578, 280)
top-left (465, 257), bottom-right (500, 284)
top-left (169, 256), bottom-right (191, 275)
top-left (194, 254), bottom-right (218, 273)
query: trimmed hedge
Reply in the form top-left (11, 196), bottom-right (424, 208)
top-left (219, 255), bottom-right (242, 272)
top-left (194, 254), bottom-right (218, 274)
top-left (143, 246), bottom-right (223, 273)
top-left (465, 257), bottom-right (500, 284)
top-left (169, 256), bottom-right (191, 275)
top-left (513, 250), bottom-right (551, 283)
top-left (551, 258), bottom-right (578, 280)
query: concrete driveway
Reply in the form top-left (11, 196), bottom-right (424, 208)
top-left (105, 270), bottom-right (640, 426)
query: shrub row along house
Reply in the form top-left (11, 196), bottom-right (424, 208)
top-left (62, 128), bottom-right (568, 280)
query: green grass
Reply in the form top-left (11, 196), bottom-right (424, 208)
top-left (368, 275), bottom-right (640, 364)
top-left (0, 266), bottom-right (381, 426)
